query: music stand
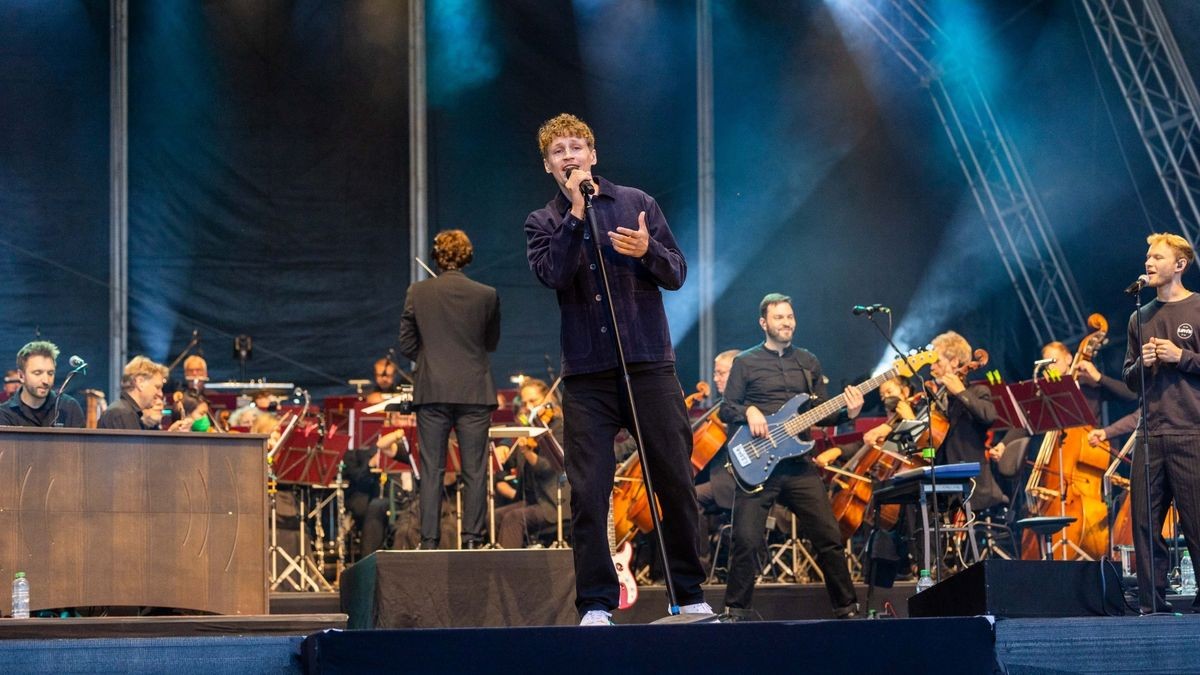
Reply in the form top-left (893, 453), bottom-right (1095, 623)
top-left (270, 431), bottom-right (350, 592)
top-left (486, 426), bottom-right (548, 549)
top-left (1003, 378), bottom-right (1098, 560)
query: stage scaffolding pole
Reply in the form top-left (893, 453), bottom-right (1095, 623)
top-left (109, 0), bottom-right (128, 395)
top-left (697, 0), bottom-right (715, 384)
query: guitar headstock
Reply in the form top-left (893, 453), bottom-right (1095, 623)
top-left (893, 350), bottom-right (938, 378)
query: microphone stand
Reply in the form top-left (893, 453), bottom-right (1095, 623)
top-left (864, 310), bottom-right (943, 581)
top-left (581, 190), bottom-right (693, 620)
top-left (50, 362), bottom-right (87, 427)
top-left (1132, 285), bottom-right (1158, 613)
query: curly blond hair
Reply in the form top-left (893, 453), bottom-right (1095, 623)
top-left (537, 113), bottom-right (595, 158)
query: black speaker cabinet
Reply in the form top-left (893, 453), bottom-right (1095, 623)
top-left (908, 559), bottom-right (1126, 618)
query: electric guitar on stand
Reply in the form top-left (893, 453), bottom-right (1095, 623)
top-left (609, 493), bottom-right (638, 609)
top-left (727, 350), bottom-right (938, 491)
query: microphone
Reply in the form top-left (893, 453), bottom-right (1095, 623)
top-left (68, 355), bottom-right (88, 370)
top-left (851, 304), bottom-right (890, 316)
top-left (564, 167), bottom-right (595, 196)
top-left (1125, 274), bottom-right (1150, 295)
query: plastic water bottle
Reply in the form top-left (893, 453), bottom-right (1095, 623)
top-left (1181, 552), bottom-right (1197, 596)
top-left (12, 572), bottom-right (29, 619)
top-left (916, 569), bottom-right (934, 593)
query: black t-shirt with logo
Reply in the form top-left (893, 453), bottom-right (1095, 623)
top-left (1123, 292), bottom-right (1200, 435)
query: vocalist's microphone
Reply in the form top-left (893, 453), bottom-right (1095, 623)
top-left (1125, 274), bottom-right (1150, 295)
top-left (564, 167), bottom-right (595, 196)
top-left (68, 355), bottom-right (87, 370)
top-left (851, 304), bottom-right (890, 316)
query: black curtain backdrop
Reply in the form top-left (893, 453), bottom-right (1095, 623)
top-left (0, 2), bottom-right (110, 388)
top-left (127, 1), bottom-right (410, 395)
top-left (4, 0), bottom-right (1199, 418)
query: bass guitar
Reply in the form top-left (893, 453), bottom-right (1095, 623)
top-left (727, 350), bottom-right (938, 491)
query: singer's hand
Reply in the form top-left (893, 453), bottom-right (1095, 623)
top-left (609, 211), bottom-right (650, 258)
top-left (843, 386), bottom-right (864, 418)
top-left (1087, 429), bottom-right (1107, 447)
top-left (1141, 340), bottom-right (1159, 367)
top-left (565, 169), bottom-right (594, 219)
top-left (1076, 361), bottom-right (1101, 385)
top-left (1151, 337), bottom-right (1182, 364)
top-left (746, 406), bottom-right (769, 438)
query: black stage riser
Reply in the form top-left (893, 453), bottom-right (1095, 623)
top-left (303, 619), bottom-right (998, 675)
top-left (909, 559), bottom-right (1126, 618)
top-left (341, 549), bottom-right (918, 627)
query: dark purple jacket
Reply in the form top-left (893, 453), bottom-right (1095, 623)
top-left (524, 177), bottom-right (686, 376)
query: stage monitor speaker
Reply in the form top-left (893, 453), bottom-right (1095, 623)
top-left (908, 559), bottom-right (1126, 618)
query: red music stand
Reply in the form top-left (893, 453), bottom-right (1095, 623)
top-left (274, 425), bottom-right (351, 486)
top-left (990, 378), bottom-right (1097, 434)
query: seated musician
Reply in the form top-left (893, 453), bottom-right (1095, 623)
top-left (0, 341), bottom-right (85, 427)
top-left (814, 375), bottom-right (919, 469)
top-left (1, 369), bottom-right (20, 403)
top-left (494, 378), bottom-right (571, 548)
top-left (928, 331), bottom-right (1006, 511)
top-left (98, 356), bottom-right (168, 430)
top-left (365, 356), bottom-right (407, 405)
top-left (228, 390), bottom-right (276, 428)
top-left (168, 390), bottom-right (215, 432)
top-left (693, 350), bottom-right (739, 515)
top-left (988, 339), bottom-right (1136, 465)
top-left (183, 354), bottom-right (209, 392)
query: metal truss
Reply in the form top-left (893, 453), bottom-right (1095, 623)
top-left (848, 0), bottom-right (1087, 345)
top-left (1082, 0), bottom-right (1200, 253)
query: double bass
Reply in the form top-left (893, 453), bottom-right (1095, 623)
top-left (1021, 314), bottom-right (1113, 560)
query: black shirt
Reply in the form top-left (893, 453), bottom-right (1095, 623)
top-left (98, 391), bottom-right (149, 430)
top-left (935, 383), bottom-right (1005, 510)
top-left (1122, 292), bottom-right (1200, 436)
top-left (0, 389), bottom-right (85, 428)
top-left (718, 342), bottom-right (847, 438)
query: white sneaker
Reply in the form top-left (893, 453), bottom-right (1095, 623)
top-left (679, 601), bottom-right (715, 615)
top-left (579, 610), bottom-right (614, 626)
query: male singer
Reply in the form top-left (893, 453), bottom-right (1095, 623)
top-left (524, 113), bottom-right (710, 625)
top-left (0, 341), bottom-right (84, 428)
top-left (1122, 232), bottom-right (1200, 613)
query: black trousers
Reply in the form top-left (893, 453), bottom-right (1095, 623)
top-left (346, 490), bottom-right (391, 555)
top-left (415, 403), bottom-right (492, 547)
top-left (496, 502), bottom-right (550, 549)
top-left (564, 364), bottom-right (706, 614)
top-left (1131, 433), bottom-right (1200, 612)
top-left (724, 459), bottom-right (857, 613)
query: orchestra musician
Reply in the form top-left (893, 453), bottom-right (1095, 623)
top-left (1, 369), bottom-right (20, 403)
top-left (98, 356), bottom-right (168, 431)
top-left (1121, 232), bottom-right (1200, 614)
top-left (399, 229), bottom-right (501, 550)
top-left (718, 293), bottom-right (863, 621)
top-left (0, 341), bottom-right (84, 428)
top-left (928, 331), bottom-right (1006, 512)
top-left (524, 113), bottom-right (711, 625)
top-left (493, 378), bottom-right (571, 548)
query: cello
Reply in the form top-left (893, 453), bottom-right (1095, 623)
top-left (829, 384), bottom-right (923, 541)
top-left (610, 382), bottom-right (713, 543)
top-left (1020, 314), bottom-right (1113, 560)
